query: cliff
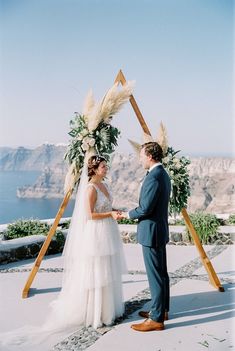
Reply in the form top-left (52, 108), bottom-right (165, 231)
top-left (187, 158), bottom-right (235, 213)
top-left (0, 144), bottom-right (67, 171)
top-left (5, 145), bottom-right (233, 214)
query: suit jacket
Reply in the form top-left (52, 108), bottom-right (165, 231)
top-left (129, 164), bottom-right (171, 247)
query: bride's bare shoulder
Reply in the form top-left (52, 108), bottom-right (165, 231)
top-left (87, 183), bottom-right (98, 192)
top-left (87, 184), bottom-right (97, 201)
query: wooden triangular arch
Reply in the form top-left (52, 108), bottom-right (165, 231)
top-left (22, 70), bottom-right (224, 298)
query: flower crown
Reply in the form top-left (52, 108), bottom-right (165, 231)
top-left (90, 155), bottom-right (107, 166)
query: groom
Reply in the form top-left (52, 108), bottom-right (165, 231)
top-left (122, 142), bottom-right (171, 332)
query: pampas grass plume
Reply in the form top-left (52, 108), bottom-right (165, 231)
top-left (82, 90), bottom-right (95, 123)
top-left (157, 121), bottom-right (168, 156)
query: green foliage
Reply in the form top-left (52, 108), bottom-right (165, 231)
top-left (60, 220), bottom-right (71, 229)
top-left (5, 219), bottom-right (66, 250)
top-left (186, 212), bottom-right (220, 244)
top-left (94, 121), bottom-right (120, 155)
top-left (117, 218), bottom-right (137, 225)
top-left (6, 219), bottom-right (50, 240)
top-left (163, 147), bottom-right (191, 216)
top-left (64, 113), bottom-right (120, 171)
top-left (54, 230), bottom-right (66, 249)
top-left (227, 214), bottom-right (235, 225)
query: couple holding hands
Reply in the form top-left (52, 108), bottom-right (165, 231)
top-left (39, 141), bottom-right (171, 335)
top-left (64, 140), bottom-right (171, 332)
top-left (0, 141), bottom-right (171, 351)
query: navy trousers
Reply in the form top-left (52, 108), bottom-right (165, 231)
top-left (142, 244), bottom-right (169, 322)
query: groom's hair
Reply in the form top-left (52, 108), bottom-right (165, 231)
top-left (142, 142), bottom-right (163, 162)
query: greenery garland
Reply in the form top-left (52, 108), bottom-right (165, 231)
top-left (162, 146), bottom-right (191, 215)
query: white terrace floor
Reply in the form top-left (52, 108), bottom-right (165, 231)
top-left (0, 244), bottom-right (234, 351)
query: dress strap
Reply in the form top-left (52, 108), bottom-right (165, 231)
top-left (87, 183), bottom-right (98, 191)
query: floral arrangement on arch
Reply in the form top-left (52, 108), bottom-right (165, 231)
top-left (64, 81), bottom-right (134, 192)
top-left (129, 122), bottom-right (191, 215)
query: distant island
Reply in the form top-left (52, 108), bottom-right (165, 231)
top-left (0, 144), bottom-right (234, 214)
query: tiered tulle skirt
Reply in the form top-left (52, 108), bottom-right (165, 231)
top-left (50, 217), bottom-right (127, 329)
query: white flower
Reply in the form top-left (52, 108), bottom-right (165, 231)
top-left (88, 138), bottom-right (95, 147)
top-left (81, 141), bottom-right (89, 151)
top-left (83, 136), bottom-right (95, 146)
top-left (81, 129), bottom-right (89, 137)
top-left (163, 156), bottom-right (169, 163)
top-left (171, 158), bottom-right (180, 169)
top-left (176, 163), bottom-right (181, 170)
top-left (83, 136), bottom-right (90, 143)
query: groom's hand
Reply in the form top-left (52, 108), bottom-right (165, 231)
top-left (120, 212), bottom-right (128, 219)
top-left (117, 211), bottom-right (128, 219)
top-left (111, 211), bottom-right (124, 220)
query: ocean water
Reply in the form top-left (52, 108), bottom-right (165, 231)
top-left (0, 171), bottom-right (75, 224)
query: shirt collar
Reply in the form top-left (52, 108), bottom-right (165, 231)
top-left (148, 162), bottom-right (161, 173)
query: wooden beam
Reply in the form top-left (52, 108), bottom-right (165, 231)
top-left (115, 70), bottom-right (151, 135)
top-left (181, 208), bottom-right (224, 291)
top-left (22, 189), bottom-right (72, 298)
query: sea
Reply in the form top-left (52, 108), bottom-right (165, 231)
top-left (0, 171), bottom-right (75, 225)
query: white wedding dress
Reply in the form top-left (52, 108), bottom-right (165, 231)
top-left (48, 180), bottom-right (127, 330)
top-left (77, 182), bottom-right (127, 327)
top-left (0, 171), bottom-right (127, 350)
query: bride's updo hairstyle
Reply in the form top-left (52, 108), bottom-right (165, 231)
top-left (87, 155), bottom-right (106, 180)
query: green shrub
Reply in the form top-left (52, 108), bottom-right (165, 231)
top-left (217, 218), bottom-right (226, 225)
top-left (117, 218), bottom-right (136, 225)
top-left (6, 219), bottom-right (50, 240)
top-left (227, 214), bottom-right (235, 225)
top-left (5, 219), bottom-right (66, 251)
top-left (54, 230), bottom-right (66, 249)
top-left (187, 212), bottom-right (220, 244)
top-left (60, 220), bottom-right (71, 229)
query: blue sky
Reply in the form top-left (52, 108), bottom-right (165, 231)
top-left (0, 0), bottom-right (234, 156)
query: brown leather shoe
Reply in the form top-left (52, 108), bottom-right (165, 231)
top-left (138, 311), bottom-right (169, 321)
top-left (131, 318), bottom-right (164, 332)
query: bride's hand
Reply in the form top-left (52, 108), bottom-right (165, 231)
top-left (111, 211), bottom-right (122, 220)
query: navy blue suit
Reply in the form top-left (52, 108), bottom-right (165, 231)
top-left (129, 164), bottom-right (171, 322)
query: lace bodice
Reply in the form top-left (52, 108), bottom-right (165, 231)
top-left (87, 183), bottom-right (113, 213)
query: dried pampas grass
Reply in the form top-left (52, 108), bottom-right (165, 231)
top-left (100, 81), bottom-right (135, 123)
top-left (156, 121), bottom-right (168, 156)
top-left (128, 122), bottom-right (169, 158)
top-left (128, 139), bottom-right (141, 156)
top-left (87, 81), bottom-right (134, 132)
top-left (64, 162), bottom-right (80, 193)
top-left (82, 90), bottom-right (95, 123)
top-left (142, 132), bottom-right (154, 143)
top-left (87, 104), bottom-right (102, 132)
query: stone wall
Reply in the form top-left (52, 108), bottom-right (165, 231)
top-left (0, 225), bottom-right (234, 265)
top-left (120, 225), bottom-right (235, 245)
top-left (0, 234), bottom-right (65, 265)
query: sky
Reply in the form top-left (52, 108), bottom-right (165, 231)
top-left (0, 0), bottom-right (234, 157)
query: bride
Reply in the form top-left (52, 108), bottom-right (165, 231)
top-left (51, 154), bottom-right (127, 329)
top-left (0, 154), bottom-right (127, 349)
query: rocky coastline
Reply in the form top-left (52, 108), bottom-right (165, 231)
top-left (1, 145), bottom-right (235, 213)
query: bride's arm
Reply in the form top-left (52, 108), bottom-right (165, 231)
top-left (87, 187), bottom-right (119, 220)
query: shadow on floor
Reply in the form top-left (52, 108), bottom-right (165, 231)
top-left (123, 283), bottom-right (235, 328)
